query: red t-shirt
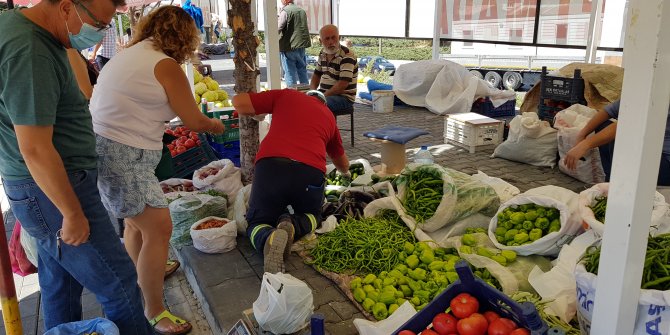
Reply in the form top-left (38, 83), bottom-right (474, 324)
top-left (249, 89), bottom-right (345, 173)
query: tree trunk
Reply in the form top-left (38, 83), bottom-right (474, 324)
top-left (228, 0), bottom-right (260, 184)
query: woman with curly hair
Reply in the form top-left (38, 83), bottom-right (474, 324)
top-left (89, 6), bottom-right (224, 335)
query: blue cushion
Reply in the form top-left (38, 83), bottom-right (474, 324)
top-left (363, 126), bottom-right (429, 144)
top-left (367, 80), bottom-right (393, 92)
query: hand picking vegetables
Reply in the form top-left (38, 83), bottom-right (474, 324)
top-left (397, 166), bottom-right (444, 224)
top-left (589, 196), bottom-right (607, 223)
top-left (493, 203), bottom-right (561, 246)
top-left (398, 293), bottom-right (531, 335)
top-left (326, 162), bottom-right (366, 187)
top-left (581, 233), bottom-right (670, 290)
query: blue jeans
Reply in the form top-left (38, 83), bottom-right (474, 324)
top-left (2, 170), bottom-right (152, 334)
top-left (326, 95), bottom-right (354, 114)
top-left (280, 48), bottom-right (309, 87)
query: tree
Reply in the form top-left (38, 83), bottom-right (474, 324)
top-left (228, 0), bottom-right (260, 184)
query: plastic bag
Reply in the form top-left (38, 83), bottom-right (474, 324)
top-left (9, 222), bottom-right (37, 276)
top-left (555, 105), bottom-right (606, 184)
top-left (232, 184), bottom-right (252, 235)
top-left (192, 159), bottom-right (243, 200)
top-left (575, 260), bottom-right (670, 334)
top-left (579, 183), bottom-right (670, 236)
top-left (471, 170), bottom-right (520, 204)
top-left (19, 221), bottom-right (38, 267)
top-left (396, 164), bottom-right (500, 232)
top-left (353, 301), bottom-right (416, 335)
top-left (488, 185), bottom-right (583, 256)
top-left (160, 178), bottom-right (198, 200)
top-left (493, 112), bottom-right (558, 167)
top-left (168, 194), bottom-right (227, 248)
top-left (44, 317), bottom-right (120, 335)
top-left (252, 272), bottom-right (313, 334)
top-left (190, 216), bottom-right (237, 253)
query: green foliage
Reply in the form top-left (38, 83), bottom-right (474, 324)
top-left (359, 66), bottom-right (393, 85)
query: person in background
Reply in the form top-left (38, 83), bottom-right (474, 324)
top-left (564, 99), bottom-right (670, 186)
top-left (232, 89), bottom-right (350, 274)
top-left (67, 48), bottom-right (96, 99)
top-left (89, 6), bottom-right (224, 334)
top-left (0, 0), bottom-right (153, 333)
top-left (90, 19), bottom-right (117, 70)
top-left (310, 24), bottom-right (358, 114)
top-left (278, 0), bottom-right (311, 87)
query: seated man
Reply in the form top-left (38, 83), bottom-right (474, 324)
top-left (310, 24), bottom-right (358, 113)
top-left (565, 99), bottom-right (670, 186)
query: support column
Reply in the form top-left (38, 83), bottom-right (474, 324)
top-left (263, 0), bottom-right (281, 89)
top-left (431, 0), bottom-right (442, 60)
top-left (591, 0), bottom-right (670, 333)
top-left (584, 0), bottom-right (603, 63)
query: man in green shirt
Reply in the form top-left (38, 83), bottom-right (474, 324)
top-left (278, 0), bottom-right (311, 87)
top-left (0, 1), bottom-right (151, 333)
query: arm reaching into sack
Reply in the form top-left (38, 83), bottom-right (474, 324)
top-left (564, 107), bottom-right (617, 171)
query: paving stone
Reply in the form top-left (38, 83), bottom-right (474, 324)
top-left (328, 301), bottom-right (359, 320)
top-left (305, 274), bottom-right (333, 292)
top-left (326, 319), bottom-right (359, 335)
top-left (19, 284), bottom-right (40, 300)
top-left (165, 286), bottom-right (188, 307)
top-left (312, 286), bottom-right (347, 307)
top-left (203, 277), bottom-right (262, 332)
top-left (314, 303), bottom-right (342, 323)
top-left (18, 295), bottom-right (39, 319)
top-left (180, 246), bottom-right (256, 287)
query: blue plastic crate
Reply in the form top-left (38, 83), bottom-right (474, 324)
top-left (471, 98), bottom-right (517, 118)
top-left (393, 261), bottom-right (548, 335)
top-left (209, 140), bottom-right (240, 167)
top-left (171, 134), bottom-right (217, 179)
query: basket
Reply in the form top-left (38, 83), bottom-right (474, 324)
top-left (172, 134), bottom-right (218, 179)
top-left (393, 261), bottom-right (548, 335)
top-left (471, 98), bottom-right (517, 118)
top-left (208, 140), bottom-right (241, 167)
top-left (539, 67), bottom-right (586, 103)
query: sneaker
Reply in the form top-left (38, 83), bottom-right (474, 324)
top-left (263, 229), bottom-right (287, 274)
top-left (277, 216), bottom-right (295, 260)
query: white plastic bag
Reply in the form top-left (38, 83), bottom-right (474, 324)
top-left (353, 301), bottom-right (416, 335)
top-left (488, 185), bottom-right (583, 256)
top-left (471, 170), bottom-right (520, 204)
top-left (168, 194), bottom-right (227, 248)
top-left (575, 263), bottom-right (670, 335)
top-left (493, 112), bottom-right (558, 167)
top-left (555, 105), bottom-right (606, 184)
top-left (232, 184), bottom-right (253, 235)
top-left (579, 183), bottom-right (670, 236)
top-left (190, 216), bottom-right (237, 253)
top-left (19, 226), bottom-right (38, 267)
top-left (253, 272), bottom-right (313, 334)
top-left (192, 159), bottom-right (243, 200)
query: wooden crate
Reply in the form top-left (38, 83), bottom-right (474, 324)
top-left (444, 112), bottom-right (504, 153)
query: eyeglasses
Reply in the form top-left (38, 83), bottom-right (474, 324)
top-left (72, 0), bottom-right (112, 32)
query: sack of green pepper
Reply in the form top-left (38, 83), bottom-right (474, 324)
top-left (488, 185), bottom-right (583, 256)
top-left (578, 183), bottom-right (670, 237)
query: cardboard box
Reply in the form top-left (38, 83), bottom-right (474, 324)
top-left (444, 112), bottom-right (504, 153)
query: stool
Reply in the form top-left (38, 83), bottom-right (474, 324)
top-left (364, 126), bottom-right (429, 174)
top-left (333, 106), bottom-right (355, 147)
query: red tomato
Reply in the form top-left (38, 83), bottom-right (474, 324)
top-left (165, 129), bottom-right (174, 135)
top-left (189, 132), bottom-right (199, 139)
top-left (498, 318), bottom-right (517, 330)
top-left (397, 331), bottom-right (416, 335)
top-left (176, 145), bottom-right (187, 154)
top-left (421, 329), bottom-right (439, 335)
top-left (483, 311), bottom-right (500, 323)
top-left (184, 139), bottom-right (196, 148)
top-left (450, 293), bottom-right (479, 319)
top-left (432, 313), bottom-right (457, 335)
top-left (509, 328), bottom-right (530, 335)
top-left (169, 150), bottom-right (177, 157)
top-left (167, 144), bottom-right (175, 151)
top-left (488, 318), bottom-right (516, 335)
top-left (196, 140), bottom-right (202, 146)
top-left (456, 313), bottom-right (488, 335)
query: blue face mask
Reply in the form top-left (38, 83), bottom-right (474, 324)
top-left (65, 8), bottom-right (106, 50)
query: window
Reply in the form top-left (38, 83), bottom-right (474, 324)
top-left (556, 23), bottom-right (568, 44)
top-left (463, 29), bottom-right (473, 46)
top-left (510, 28), bottom-right (524, 42)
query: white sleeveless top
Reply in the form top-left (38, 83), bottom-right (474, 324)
top-left (90, 39), bottom-right (175, 150)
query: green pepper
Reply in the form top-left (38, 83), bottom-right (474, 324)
top-left (514, 232), bottom-right (530, 244)
top-left (529, 228), bottom-right (543, 241)
top-left (420, 249), bottom-right (435, 265)
top-left (459, 245), bottom-right (473, 254)
top-left (350, 277), bottom-right (362, 289)
top-left (491, 254), bottom-right (507, 266)
top-left (416, 302), bottom-right (429, 311)
top-left (407, 279), bottom-right (422, 293)
top-left (408, 268), bottom-right (427, 281)
top-left (379, 290), bottom-right (396, 305)
top-left (536, 207), bottom-right (547, 218)
top-left (547, 208), bottom-right (559, 220)
top-left (362, 298), bottom-right (375, 312)
top-left (406, 254), bottom-right (420, 269)
top-left (373, 278), bottom-right (383, 290)
top-left (363, 274), bottom-right (377, 284)
top-left (524, 210), bottom-right (538, 222)
top-left (394, 264), bottom-right (408, 274)
top-left (410, 296), bottom-right (420, 306)
top-left (416, 241), bottom-right (430, 252)
top-left (519, 204), bottom-right (532, 212)
top-left (388, 303), bottom-right (399, 315)
top-left (504, 229), bottom-right (519, 242)
top-left (444, 259), bottom-right (457, 272)
top-left (397, 276), bottom-right (408, 285)
top-left (476, 247), bottom-right (494, 258)
top-left (519, 229), bottom-right (528, 235)
top-left (549, 219), bottom-right (561, 233)
top-left (394, 289), bottom-right (404, 298)
top-left (399, 284), bottom-right (412, 297)
top-left (363, 284), bottom-right (375, 293)
top-left (428, 261), bottom-right (445, 271)
top-left (398, 251), bottom-right (407, 262)
top-left (404, 241), bottom-right (415, 254)
top-left (382, 277), bottom-right (396, 287)
top-left (446, 271), bottom-right (459, 284)
top-left (367, 290), bottom-right (379, 302)
top-left (511, 212), bottom-right (526, 225)
top-left (500, 250), bottom-right (517, 263)
top-left (414, 290), bottom-right (431, 304)
top-left (353, 288), bottom-right (366, 302)
top-left (495, 235), bottom-right (505, 243)
top-left (396, 298), bottom-right (408, 306)
top-left (434, 248), bottom-right (446, 258)
top-left (461, 233), bottom-right (477, 247)
top-left (495, 226), bottom-right (507, 236)
top-left (502, 220), bottom-right (514, 230)
top-left (535, 217), bottom-right (549, 229)
top-left (502, 208), bottom-right (513, 219)
top-left (378, 271), bottom-right (389, 279)
top-left (522, 220), bottom-right (535, 230)
top-left (372, 302), bottom-right (388, 320)
top-left (497, 212), bottom-right (506, 221)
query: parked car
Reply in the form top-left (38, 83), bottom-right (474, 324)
top-left (306, 55), bottom-right (318, 66)
top-left (359, 56), bottom-right (396, 75)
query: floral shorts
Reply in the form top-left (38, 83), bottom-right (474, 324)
top-left (95, 135), bottom-right (168, 218)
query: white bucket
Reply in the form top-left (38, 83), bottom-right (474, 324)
top-left (372, 90), bottom-right (395, 113)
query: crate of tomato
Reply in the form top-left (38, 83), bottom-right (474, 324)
top-left (393, 261), bottom-right (548, 335)
top-left (164, 126), bottom-right (217, 179)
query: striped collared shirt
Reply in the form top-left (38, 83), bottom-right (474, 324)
top-left (98, 21), bottom-right (117, 59)
top-left (314, 45), bottom-right (358, 102)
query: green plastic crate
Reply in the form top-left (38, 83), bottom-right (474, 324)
top-left (209, 118), bottom-right (240, 143)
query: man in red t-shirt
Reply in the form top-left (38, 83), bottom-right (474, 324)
top-left (232, 89), bottom-right (350, 273)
